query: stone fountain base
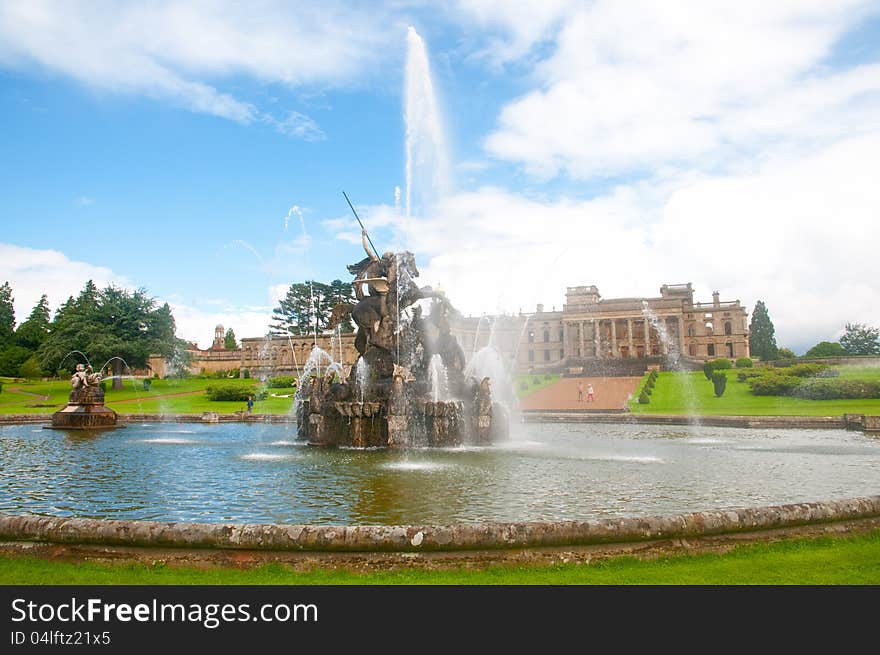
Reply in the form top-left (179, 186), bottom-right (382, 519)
top-left (45, 386), bottom-right (123, 430)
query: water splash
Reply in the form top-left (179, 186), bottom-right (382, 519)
top-left (404, 26), bottom-right (449, 228)
top-left (355, 359), bottom-right (370, 403)
top-left (57, 350), bottom-right (92, 370)
top-left (641, 301), bottom-right (700, 426)
top-left (428, 354), bottom-right (448, 402)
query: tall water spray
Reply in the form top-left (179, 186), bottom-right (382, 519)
top-left (404, 26), bottom-right (450, 239)
top-left (641, 301), bottom-right (700, 426)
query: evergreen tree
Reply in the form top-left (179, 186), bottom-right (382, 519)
top-left (224, 327), bottom-right (237, 349)
top-left (270, 281), bottom-right (329, 336)
top-left (39, 282), bottom-right (180, 389)
top-left (748, 300), bottom-right (778, 361)
top-left (0, 281), bottom-right (15, 346)
top-left (840, 323), bottom-right (880, 355)
top-left (15, 294), bottom-right (51, 350)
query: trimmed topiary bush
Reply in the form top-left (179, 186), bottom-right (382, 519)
top-left (735, 357), bottom-right (753, 368)
top-left (703, 361), bottom-right (715, 381)
top-left (712, 371), bottom-right (727, 397)
top-left (242, 368), bottom-right (250, 379)
top-left (712, 358), bottom-right (732, 370)
top-left (638, 391), bottom-right (650, 404)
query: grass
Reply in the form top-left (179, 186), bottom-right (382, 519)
top-left (628, 366), bottom-right (880, 416)
top-left (2, 529), bottom-right (879, 584)
top-left (515, 374), bottom-right (560, 398)
top-left (0, 377), bottom-right (297, 415)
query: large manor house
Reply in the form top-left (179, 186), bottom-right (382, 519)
top-left (151, 283), bottom-right (750, 378)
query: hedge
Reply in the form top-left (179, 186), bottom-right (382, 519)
top-left (267, 376), bottom-right (297, 388)
top-left (790, 379), bottom-right (880, 400)
top-left (206, 385), bottom-right (267, 401)
top-left (735, 357), bottom-right (753, 368)
top-left (748, 375), bottom-right (803, 396)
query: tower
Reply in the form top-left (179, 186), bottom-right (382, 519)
top-left (214, 324), bottom-right (225, 349)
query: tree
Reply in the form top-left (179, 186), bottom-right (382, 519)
top-left (777, 347), bottom-right (797, 359)
top-left (804, 341), bottom-right (845, 358)
top-left (19, 356), bottom-right (43, 379)
top-left (325, 279), bottom-right (355, 333)
top-left (39, 282), bottom-right (180, 389)
top-left (15, 294), bottom-right (51, 350)
top-left (224, 327), bottom-right (238, 349)
top-left (840, 323), bottom-right (880, 356)
top-left (0, 281), bottom-right (14, 347)
top-left (749, 300), bottom-right (778, 361)
top-left (711, 371), bottom-right (727, 397)
top-left (270, 279), bottom-right (356, 336)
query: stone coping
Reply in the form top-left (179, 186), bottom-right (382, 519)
top-left (1, 496), bottom-right (878, 553)
top-left (0, 413), bottom-right (854, 428)
top-left (521, 412), bottom-right (847, 429)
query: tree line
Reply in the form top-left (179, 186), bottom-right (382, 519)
top-left (0, 280), bottom-right (183, 385)
top-left (748, 299), bottom-right (880, 360)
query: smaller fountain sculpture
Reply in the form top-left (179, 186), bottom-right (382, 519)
top-left (48, 363), bottom-right (121, 430)
top-left (296, 225), bottom-right (508, 448)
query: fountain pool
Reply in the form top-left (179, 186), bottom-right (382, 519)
top-left (1, 422), bottom-right (878, 526)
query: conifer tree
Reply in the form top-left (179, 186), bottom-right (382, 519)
top-left (748, 300), bottom-right (778, 361)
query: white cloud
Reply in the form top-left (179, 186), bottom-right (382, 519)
top-left (0, 243), bottom-right (130, 323)
top-left (0, 243), bottom-right (276, 350)
top-left (0, 0), bottom-right (397, 131)
top-left (481, 1), bottom-right (880, 179)
top-left (327, 128), bottom-right (880, 352)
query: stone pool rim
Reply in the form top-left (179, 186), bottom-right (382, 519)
top-left (1, 496), bottom-right (878, 553)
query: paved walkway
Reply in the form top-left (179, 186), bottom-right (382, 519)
top-left (518, 376), bottom-right (641, 411)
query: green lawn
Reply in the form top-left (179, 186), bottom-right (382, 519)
top-left (2, 529), bottom-right (878, 584)
top-left (515, 374), bottom-right (560, 398)
top-left (0, 378), bottom-right (297, 415)
top-left (628, 366), bottom-right (880, 416)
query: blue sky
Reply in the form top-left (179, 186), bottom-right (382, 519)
top-left (2, 1), bottom-right (879, 351)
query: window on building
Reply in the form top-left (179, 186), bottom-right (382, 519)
top-left (560, 349), bottom-right (565, 359)
top-left (528, 350), bottom-right (534, 362)
top-left (707, 344), bottom-right (716, 357)
top-left (687, 324), bottom-right (695, 337)
top-left (528, 332), bottom-right (534, 343)
top-left (544, 350), bottom-right (550, 361)
top-left (543, 330), bottom-right (550, 343)
top-left (559, 329), bottom-right (564, 342)
top-left (705, 322), bottom-right (713, 335)
top-left (724, 321), bottom-right (732, 336)
top-left (688, 344), bottom-right (696, 356)
top-left (727, 342), bottom-right (734, 358)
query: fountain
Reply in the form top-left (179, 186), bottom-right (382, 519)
top-left (46, 363), bottom-right (122, 430)
top-left (296, 238), bottom-right (506, 448)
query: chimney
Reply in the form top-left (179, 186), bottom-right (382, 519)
top-left (712, 291), bottom-right (720, 307)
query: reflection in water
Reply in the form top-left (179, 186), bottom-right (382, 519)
top-left (0, 423), bottom-right (879, 525)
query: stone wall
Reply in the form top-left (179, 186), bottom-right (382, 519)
top-left (1, 496), bottom-right (877, 552)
